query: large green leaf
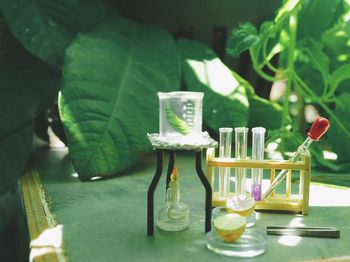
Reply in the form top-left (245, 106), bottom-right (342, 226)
top-left (295, 63), bottom-right (324, 97)
top-left (247, 95), bottom-right (283, 129)
top-left (321, 18), bottom-right (350, 95)
top-left (309, 142), bottom-right (350, 172)
top-left (322, 21), bottom-right (350, 70)
top-left (59, 18), bottom-right (181, 180)
top-left (227, 22), bottom-right (259, 57)
top-left (330, 64), bottom-right (350, 95)
top-left (178, 39), bottom-right (249, 130)
top-left (0, 0), bottom-right (106, 70)
top-left (267, 126), bottom-right (304, 155)
top-left (295, 39), bottom-right (330, 96)
top-left (0, 27), bottom-right (59, 138)
top-left (231, 70), bottom-right (283, 130)
top-left (328, 93), bottom-right (350, 163)
top-left (298, 0), bottom-right (344, 41)
top-left (0, 24), bottom-right (59, 196)
top-left (0, 122), bottom-right (34, 196)
top-left (300, 40), bottom-right (330, 80)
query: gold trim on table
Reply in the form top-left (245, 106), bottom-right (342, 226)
top-left (21, 169), bottom-right (67, 262)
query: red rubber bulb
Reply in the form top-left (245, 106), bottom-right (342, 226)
top-left (307, 117), bottom-right (330, 141)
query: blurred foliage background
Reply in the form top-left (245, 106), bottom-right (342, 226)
top-left (0, 0), bottom-right (349, 260)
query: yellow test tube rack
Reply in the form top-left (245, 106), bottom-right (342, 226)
top-left (206, 147), bottom-right (311, 215)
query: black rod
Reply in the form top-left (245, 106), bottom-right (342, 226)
top-left (166, 151), bottom-right (175, 190)
top-left (147, 149), bottom-right (163, 236)
top-left (195, 150), bottom-right (212, 233)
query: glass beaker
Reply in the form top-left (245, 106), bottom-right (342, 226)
top-left (158, 91), bottom-right (203, 138)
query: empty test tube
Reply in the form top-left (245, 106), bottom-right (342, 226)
top-left (218, 128), bottom-right (232, 199)
top-left (251, 127), bottom-right (266, 201)
top-left (235, 127), bottom-right (249, 198)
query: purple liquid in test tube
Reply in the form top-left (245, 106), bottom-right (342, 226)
top-left (251, 127), bottom-right (266, 201)
top-left (252, 184), bottom-right (262, 201)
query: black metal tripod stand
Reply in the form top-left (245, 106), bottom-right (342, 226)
top-left (147, 149), bottom-right (212, 236)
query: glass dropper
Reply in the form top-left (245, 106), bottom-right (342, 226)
top-left (263, 117), bottom-right (330, 199)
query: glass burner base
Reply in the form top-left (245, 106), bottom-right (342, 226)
top-left (206, 229), bottom-right (267, 257)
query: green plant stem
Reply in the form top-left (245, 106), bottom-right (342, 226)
top-left (282, 11), bottom-right (298, 126)
top-left (275, 0), bottom-right (302, 23)
top-left (249, 0), bottom-right (301, 83)
top-left (260, 26), bottom-right (282, 74)
top-left (249, 50), bottom-right (279, 82)
top-left (327, 79), bottom-right (343, 99)
top-left (295, 89), bottom-right (305, 132)
top-left (261, 40), bottom-right (287, 76)
top-left (326, 87), bottom-right (337, 100)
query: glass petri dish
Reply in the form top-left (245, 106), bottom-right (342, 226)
top-left (206, 228), bottom-right (267, 257)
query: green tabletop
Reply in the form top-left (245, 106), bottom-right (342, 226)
top-left (24, 148), bottom-right (350, 261)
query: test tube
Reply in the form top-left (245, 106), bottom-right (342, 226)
top-left (251, 127), bottom-right (266, 201)
top-left (218, 128), bottom-right (232, 199)
top-left (235, 127), bottom-right (249, 198)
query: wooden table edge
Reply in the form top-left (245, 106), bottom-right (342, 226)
top-left (20, 169), bottom-right (68, 262)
